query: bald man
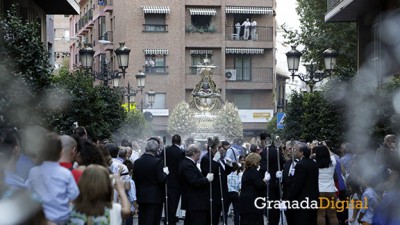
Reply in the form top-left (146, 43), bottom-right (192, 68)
top-left (59, 135), bottom-right (82, 183)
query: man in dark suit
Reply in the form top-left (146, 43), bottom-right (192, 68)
top-left (161, 134), bottom-right (185, 225)
top-left (179, 144), bottom-right (214, 225)
top-left (259, 133), bottom-right (285, 225)
top-left (133, 139), bottom-right (169, 225)
top-left (282, 141), bottom-right (299, 225)
top-left (287, 143), bottom-right (319, 225)
top-left (200, 139), bottom-right (235, 225)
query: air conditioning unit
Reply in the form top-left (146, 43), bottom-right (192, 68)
top-left (225, 69), bottom-right (237, 81)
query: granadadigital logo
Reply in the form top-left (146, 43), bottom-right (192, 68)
top-left (254, 197), bottom-right (368, 212)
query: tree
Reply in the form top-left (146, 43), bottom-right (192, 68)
top-left (113, 110), bottom-right (151, 143)
top-left (282, 0), bottom-right (357, 80)
top-left (0, 5), bottom-right (53, 128)
top-left (47, 69), bottom-right (126, 140)
top-left (283, 91), bottom-right (345, 144)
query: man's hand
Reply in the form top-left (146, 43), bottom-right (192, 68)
top-left (276, 171), bottom-right (283, 179)
top-left (213, 151), bottom-right (221, 162)
top-left (163, 167), bottom-right (169, 175)
top-left (206, 173), bottom-right (214, 182)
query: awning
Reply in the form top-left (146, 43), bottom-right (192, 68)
top-left (144, 49), bottom-right (169, 55)
top-left (189, 8), bottom-right (217, 16)
top-left (190, 50), bottom-right (214, 55)
top-left (142, 6), bottom-right (170, 14)
top-left (225, 6), bottom-right (273, 15)
top-left (33, 0), bottom-right (79, 14)
top-left (225, 48), bottom-right (264, 54)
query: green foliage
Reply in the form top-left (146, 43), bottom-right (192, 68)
top-left (0, 5), bottom-right (52, 94)
top-left (47, 69), bottom-right (126, 140)
top-left (113, 110), bottom-right (150, 142)
top-left (214, 102), bottom-right (243, 141)
top-left (282, 0), bottom-right (357, 79)
top-left (0, 5), bottom-right (53, 128)
top-left (167, 101), bottom-right (195, 137)
top-left (283, 91), bottom-right (344, 144)
top-left (283, 91), bottom-right (304, 140)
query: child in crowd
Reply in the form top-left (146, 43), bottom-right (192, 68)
top-left (123, 160), bottom-right (137, 225)
top-left (26, 133), bottom-right (79, 224)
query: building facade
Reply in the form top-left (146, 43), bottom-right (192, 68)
top-left (71, 0), bottom-right (277, 138)
top-left (325, 0), bottom-right (400, 86)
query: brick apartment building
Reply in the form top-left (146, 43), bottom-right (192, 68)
top-left (70, 0), bottom-right (277, 138)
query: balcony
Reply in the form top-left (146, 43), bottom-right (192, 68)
top-left (98, 31), bottom-right (113, 51)
top-left (143, 66), bottom-right (169, 74)
top-left (225, 26), bottom-right (273, 42)
top-left (143, 24), bottom-right (168, 32)
top-left (225, 67), bottom-right (273, 83)
top-left (99, 0), bottom-right (113, 12)
top-left (76, 9), bottom-right (94, 35)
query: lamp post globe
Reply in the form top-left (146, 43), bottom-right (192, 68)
top-left (323, 48), bottom-right (338, 71)
top-left (147, 89), bottom-right (156, 106)
top-left (135, 70), bottom-right (146, 90)
top-left (286, 46), bottom-right (303, 79)
top-left (115, 42), bottom-right (131, 78)
top-left (79, 45), bottom-right (95, 70)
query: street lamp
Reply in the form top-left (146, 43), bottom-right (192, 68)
top-left (121, 70), bottom-right (156, 112)
top-left (79, 42), bottom-right (131, 86)
top-left (286, 46), bottom-right (338, 92)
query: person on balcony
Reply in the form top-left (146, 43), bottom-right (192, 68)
top-left (251, 19), bottom-right (257, 40)
top-left (241, 18), bottom-right (251, 40)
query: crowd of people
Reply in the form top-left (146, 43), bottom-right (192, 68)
top-left (0, 125), bottom-right (399, 225)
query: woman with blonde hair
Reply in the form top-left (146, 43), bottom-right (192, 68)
top-left (68, 165), bottom-right (130, 225)
top-left (238, 153), bottom-right (268, 225)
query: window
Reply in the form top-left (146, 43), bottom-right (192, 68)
top-left (144, 14), bottom-right (167, 32)
top-left (147, 93), bottom-right (166, 109)
top-left (233, 94), bottom-right (252, 109)
top-left (145, 54), bottom-right (167, 74)
top-left (191, 54), bottom-right (212, 74)
top-left (234, 56), bottom-right (251, 81)
top-left (98, 16), bottom-right (106, 39)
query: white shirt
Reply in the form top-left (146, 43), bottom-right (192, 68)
top-left (251, 21), bottom-right (257, 27)
top-left (130, 150), bottom-right (140, 162)
top-left (242, 21), bottom-right (251, 28)
top-left (318, 155), bottom-right (337, 192)
top-left (26, 161), bottom-right (79, 223)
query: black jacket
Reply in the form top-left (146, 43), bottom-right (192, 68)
top-left (200, 153), bottom-right (234, 204)
top-left (259, 145), bottom-right (285, 188)
top-left (239, 167), bottom-right (267, 213)
top-left (179, 157), bottom-right (210, 211)
top-left (132, 153), bottom-right (167, 204)
top-left (282, 158), bottom-right (298, 200)
top-left (287, 157), bottom-right (319, 202)
top-left (161, 144), bottom-right (185, 189)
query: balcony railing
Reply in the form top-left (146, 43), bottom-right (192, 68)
top-left (143, 66), bottom-right (169, 74)
top-left (225, 67), bottom-right (273, 83)
top-left (76, 9), bottom-right (93, 32)
top-left (225, 26), bottom-right (273, 42)
top-left (143, 24), bottom-right (168, 32)
top-left (98, 31), bottom-right (113, 43)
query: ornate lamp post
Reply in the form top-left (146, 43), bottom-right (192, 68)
top-left (121, 70), bottom-right (156, 112)
top-left (79, 42), bottom-right (131, 86)
top-left (286, 46), bottom-right (338, 92)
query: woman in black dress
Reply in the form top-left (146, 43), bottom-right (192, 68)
top-left (239, 153), bottom-right (268, 225)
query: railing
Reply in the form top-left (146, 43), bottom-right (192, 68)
top-left (76, 9), bottom-right (93, 32)
top-left (143, 24), bottom-right (168, 32)
top-left (189, 66), bottom-right (221, 75)
top-left (99, 31), bottom-right (113, 43)
top-left (143, 66), bottom-right (169, 74)
top-left (327, 0), bottom-right (341, 10)
top-left (225, 67), bottom-right (273, 83)
top-left (225, 26), bottom-right (273, 42)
